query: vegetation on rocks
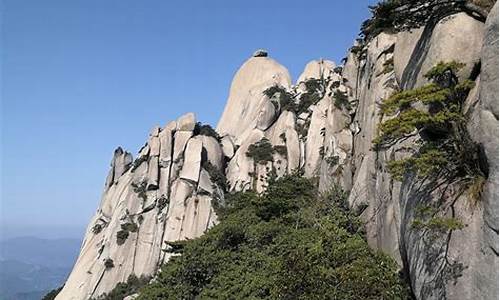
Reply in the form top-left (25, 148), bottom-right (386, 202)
top-left (203, 161), bottom-right (229, 193)
top-left (104, 258), bottom-right (115, 269)
top-left (374, 61), bottom-right (484, 187)
top-left (361, 0), bottom-right (492, 41)
top-left (333, 90), bottom-right (351, 110)
top-left (130, 154), bottom-right (148, 172)
top-left (133, 174), bottom-right (408, 299)
top-left (296, 78), bottom-right (326, 115)
top-left (193, 122), bottom-right (221, 141)
top-left (263, 85), bottom-right (296, 112)
top-left (116, 222), bottom-right (138, 246)
top-left (246, 138), bottom-right (275, 164)
top-left (132, 180), bottom-right (147, 202)
top-left (92, 275), bottom-right (151, 300)
top-left (412, 204), bottom-right (465, 238)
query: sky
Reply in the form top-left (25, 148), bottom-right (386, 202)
top-left (1, 0), bottom-right (377, 239)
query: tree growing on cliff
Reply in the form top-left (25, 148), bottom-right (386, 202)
top-left (373, 61), bottom-right (485, 188)
top-left (361, 0), bottom-right (492, 41)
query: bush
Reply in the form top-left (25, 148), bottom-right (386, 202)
top-left (135, 175), bottom-right (409, 299)
top-left (132, 180), bottom-right (147, 202)
top-left (116, 230), bottom-right (129, 246)
top-left (116, 222), bottom-right (138, 245)
top-left (333, 90), bottom-right (350, 110)
top-left (203, 161), bottom-right (228, 192)
top-left (92, 223), bottom-right (103, 234)
top-left (263, 85), bottom-right (296, 112)
top-left (92, 275), bottom-right (151, 300)
top-left (272, 145), bottom-right (287, 157)
top-left (373, 61), bottom-right (482, 183)
top-left (246, 138), bottom-right (275, 165)
top-left (296, 79), bottom-right (325, 115)
top-left (104, 258), bottom-right (115, 269)
top-left (157, 195), bottom-right (169, 212)
top-left (193, 122), bottom-right (221, 141)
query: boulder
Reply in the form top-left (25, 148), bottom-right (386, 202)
top-left (256, 100), bottom-right (278, 131)
top-left (200, 135), bottom-right (224, 170)
top-left (176, 112), bottom-right (196, 131)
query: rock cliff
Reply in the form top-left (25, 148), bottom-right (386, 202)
top-left (58, 3), bottom-right (498, 299)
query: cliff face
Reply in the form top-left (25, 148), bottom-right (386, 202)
top-left (56, 114), bottom-right (221, 300)
top-left (59, 5), bottom-right (498, 300)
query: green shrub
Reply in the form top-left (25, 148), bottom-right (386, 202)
top-left (92, 223), bottom-right (103, 234)
top-left (325, 155), bottom-right (340, 167)
top-left (360, 0), bottom-right (492, 42)
top-left (296, 79), bottom-right (325, 115)
top-left (373, 61), bottom-right (482, 183)
top-left (116, 222), bottom-right (138, 246)
top-left (378, 57), bottom-right (394, 76)
top-left (135, 175), bottom-right (409, 299)
top-left (263, 85), bottom-right (296, 112)
top-left (272, 145), bottom-right (287, 157)
top-left (104, 258), bottom-right (115, 269)
top-left (157, 195), bottom-right (169, 212)
top-left (246, 138), bottom-right (275, 165)
top-left (193, 122), bottom-right (221, 141)
top-left (333, 90), bottom-right (350, 110)
top-left (92, 275), bottom-right (151, 300)
top-left (132, 181), bottom-right (147, 202)
top-left (116, 230), bottom-right (129, 246)
top-left (203, 161), bottom-right (228, 193)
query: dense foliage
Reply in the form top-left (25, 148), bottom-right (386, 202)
top-left (134, 174), bottom-right (408, 299)
top-left (296, 79), bottom-right (326, 115)
top-left (246, 137), bottom-right (275, 164)
top-left (373, 61), bottom-right (484, 188)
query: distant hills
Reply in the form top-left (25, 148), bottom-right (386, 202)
top-left (0, 237), bottom-right (81, 300)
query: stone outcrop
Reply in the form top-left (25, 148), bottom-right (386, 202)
top-left (56, 113), bottom-right (221, 300)
top-left (216, 53), bottom-right (291, 143)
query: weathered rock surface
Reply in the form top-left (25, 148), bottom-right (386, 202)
top-left (60, 8), bottom-right (498, 299)
top-left (56, 115), bottom-right (222, 300)
top-left (216, 51), bottom-right (291, 143)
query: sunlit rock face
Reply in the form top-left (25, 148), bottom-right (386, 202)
top-left (56, 113), bottom-right (220, 300)
top-left (60, 7), bottom-right (498, 297)
top-left (216, 54), bottom-right (292, 144)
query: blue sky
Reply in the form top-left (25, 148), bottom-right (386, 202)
top-left (1, 0), bottom-right (376, 239)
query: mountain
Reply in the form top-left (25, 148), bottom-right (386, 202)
top-left (55, 1), bottom-right (498, 299)
top-left (0, 237), bottom-right (80, 300)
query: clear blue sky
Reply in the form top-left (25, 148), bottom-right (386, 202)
top-left (1, 0), bottom-right (376, 239)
